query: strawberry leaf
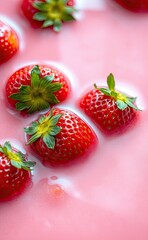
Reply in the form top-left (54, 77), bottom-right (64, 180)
top-left (47, 82), bottom-right (62, 93)
top-left (62, 0), bottom-right (68, 4)
top-left (31, 64), bottom-right (40, 76)
top-left (27, 132), bottom-right (42, 144)
top-left (99, 88), bottom-right (111, 96)
top-left (107, 73), bottom-right (115, 91)
top-left (127, 97), bottom-right (137, 103)
top-left (31, 65), bottom-right (40, 88)
top-left (43, 134), bottom-right (55, 149)
top-left (11, 158), bottom-right (35, 171)
top-left (42, 20), bottom-right (54, 28)
top-left (125, 99), bottom-right (140, 110)
top-left (65, 6), bottom-right (75, 14)
top-left (42, 75), bottom-right (54, 82)
top-left (24, 122), bottom-right (39, 135)
top-left (33, 12), bottom-right (48, 21)
top-left (47, 94), bottom-right (59, 104)
top-left (4, 141), bottom-right (12, 151)
top-left (16, 102), bottom-right (30, 111)
top-left (38, 115), bottom-right (46, 124)
top-left (33, 2), bottom-right (49, 11)
top-left (0, 146), bottom-right (3, 153)
top-left (23, 161), bottom-right (36, 168)
top-left (116, 100), bottom-right (127, 110)
top-left (49, 126), bottom-right (61, 135)
top-left (62, 14), bottom-right (75, 21)
top-left (53, 20), bottom-right (62, 32)
top-left (11, 160), bottom-right (22, 169)
top-left (49, 113), bottom-right (62, 126)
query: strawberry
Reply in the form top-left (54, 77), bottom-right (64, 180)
top-left (24, 108), bottom-right (97, 166)
top-left (0, 21), bottom-right (19, 64)
top-left (113, 0), bottom-right (148, 12)
top-left (21, 0), bottom-right (76, 31)
top-left (79, 74), bottom-right (140, 135)
top-left (5, 64), bottom-right (70, 114)
top-left (0, 141), bottom-right (35, 201)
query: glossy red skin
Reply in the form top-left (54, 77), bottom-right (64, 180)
top-left (66, 0), bottom-right (75, 7)
top-left (21, 0), bottom-right (75, 28)
top-left (27, 108), bottom-right (97, 166)
top-left (5, 64), bottom-right (70, 113)
top-left (0, 21), bottom-right (19, 64)
top-left (0, 151), bottom-right (31, 201)
top-left (113, 0), bottom-right (148, 12)
top-left (79, 88), bottom-right (138, 135)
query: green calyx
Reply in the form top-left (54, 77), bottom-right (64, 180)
top-left (94, 73), bottom-right (140, 111)
top-left (10, 65), bottom-right (62, 114)
top-left (32, 0), bottom-right (76, 32)
top-left (0, 142), bottom-right (35, 171)
top-left (24, 110), bottom-right (62, 149)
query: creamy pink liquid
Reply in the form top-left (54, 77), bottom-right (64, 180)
top-left (0, 0), bottom-right (148, 239)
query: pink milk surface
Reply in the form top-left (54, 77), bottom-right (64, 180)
top-left (0, 0), bottom-right (148, 239)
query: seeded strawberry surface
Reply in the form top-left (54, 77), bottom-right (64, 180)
top-left (80, 88), bottom-right (138, 134)
top-left (0, 142), bottom-right (35, 201)
top-left (79, 74), bottom-right (140, 135)
top-left (114, 0), bottom-right (148, 12)
top-left (25, 108), bottom-right (97, 166)
top-left (0, 21), bottom-right (19, 64)
top-left (0, 154), bottom-right (30, 201)
top-left (5, 64), bottom-right (70, 114)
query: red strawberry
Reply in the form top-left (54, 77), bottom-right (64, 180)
top-left (113, 0), bottom-right (148, 12)
top-left (5, 64), bottom-right (70, 114)
top-left (21, 0), bottom-right (76, 31)
top-left (0, 21), bottom-right (19, 64)
top-left (24, 108), bottom-right (97, 166)
top-left (79, 74), bottom-right (140, 135)
top-left (0, 141), bottom-right (35, 201)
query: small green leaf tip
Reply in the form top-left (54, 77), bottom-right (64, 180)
top-left (0, 141), bottom-right (35, 171)
top-left (24, 110), bottom-right (62, 149)
top-left (94, 73), bottom-right (140, 111)
top-left (107, 73), bottom-right (115, 91)
top-left (32, 0), bottom-right (77, 32)
top-left (10, 65), bottom-right (62, 114)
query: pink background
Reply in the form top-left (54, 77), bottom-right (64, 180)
top-left (0, 0), bottom-right (148, 239)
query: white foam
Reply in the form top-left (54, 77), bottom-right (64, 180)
top-left (77, 0), bottom-right (106, 10)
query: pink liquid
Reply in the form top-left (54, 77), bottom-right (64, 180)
top-left (0, 0), bottom-right (148, 239)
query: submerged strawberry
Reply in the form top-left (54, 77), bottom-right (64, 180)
top-left (21, 0), bottom-right (76, 31)
top-left (0, 142), bottom-right (35, 201)
top-left (0, 21), bottom-right (19, 64)
top-left (25, 108), bottom-right (97, 166)
top-left (79, 74), bottom-right (140, 135)
top-left (5, 64), bottom-right (70, 114)
top-left (113, 0), bottom-right (148, 12)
